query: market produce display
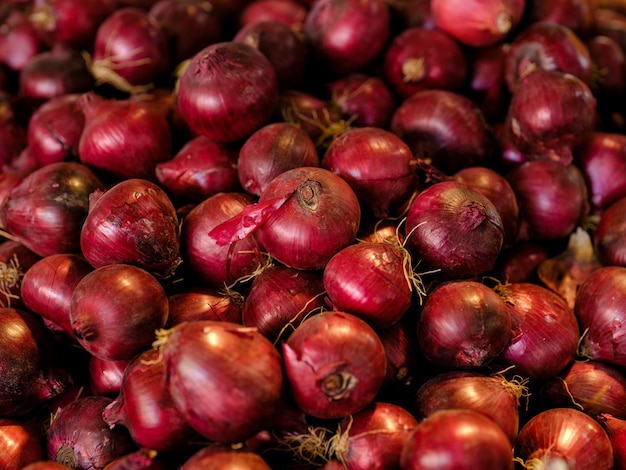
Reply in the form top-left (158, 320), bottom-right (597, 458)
top-left (2, 0), bottom-right (626, 468)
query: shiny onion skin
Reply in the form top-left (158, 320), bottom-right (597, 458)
top-left (166, 286), bottom-right (243, 327)
top-left (180, 448), bottom-right (272, 470)
top-left (238, 0), bottom-right (308, 30)
top-left (88, 356), bottom-right (130, 397)
top-left (576, 266), bottom-right (626, 368)
top-left (400, 409), bottom-right (514, 470)
top-left (0, 418), bottom-right (45, 469)
top-left (0, 161), bottom-right (105, 257)
top-left (323, 242), bottom-right (413, 329)
top-left (70, 264), bottom-right (169, 361)
top-left (321, 127), bottom-right (417, 219)
top-left (282, 311), bottom-right (387, 419)
top-left (0, 7), bottom-right (42, 72)
top-left (80, 178), bottom-right (181, 278)
top-left (599, 413), bottom-right (626, 469)
top-left (469, 43), bottom-right (510, 122)
top-left (417, 280), bottom-right (512, 369)
top-left (404, 181), bottom-right (504, 280)
top-left (161, 320), bottom-right (285, 443)
top-left (176, 41), bottom-right (279, 143)
top-left (594, 196), bottom-right (626, 266)
top-left (514, 408), bottom-right (613, 470)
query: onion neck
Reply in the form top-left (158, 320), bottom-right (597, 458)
top-left (402, 57), bottom-right (426, 83)
top-left (56, 445), bottom-right (77, 468)
top-left (322, 371), bottom-right (356, 400)
top-left (459, 201), bottom-right (489, 232)
top-left (296, 180), bottom-right (321, 212)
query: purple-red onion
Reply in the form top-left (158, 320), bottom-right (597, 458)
top-left (166, 286), bottom-right (243, 327)
top-left (594, 196), bottom-right (626, 266)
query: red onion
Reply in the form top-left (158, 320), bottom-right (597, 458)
top-left (0, 161), bottom-right (105, 257)
top-left (576, 266), bottom-right (626, 368)
top-left (323, 242), bottom-right (413, 329)
top-left (78, 92), bottom-right (173, 182)
top-left (0, 307), bottom-right (70, 417)
top-left (22, 463), bottom-right (71, 470)
top-left (404, 181), bottom-right (504, 280)
top-left (88, 356), bottom-right (130, 397)
top-left (527, 0), bottom-right (597, 35)
top-left (0, 104), bottom-right (27, 170)
top-left (0, 418), bottom-right (45, 469)
top-left (303, 0), bottom-right (390, 76)
top-left (468, 43), bottom-right (511, 122)
top-left (496, 240), bottom-right (560, 284)
top-left (0, 240), bottom-right (41, 309)
top-left (242, 264), bottom-right (326, 342)
top-left (383, 27), bottom-right (467, 99)
top-left (70, 263), bottom-right (169, 361)
top-left (431, 0), bottom-right (524, 47)
top-left (237, 122), bottom-right (319, 197)
top-left (180, 191), bottom-right (267, 288)
top-left (88, 7), bottom-right (170, 93)
top-left (26, 93), bottom-right (84, 167)
top-left (592, 8), bottom-right (626, 55)
top-left (505, 69), bottom-right (596, 165)
top-left (80, 178), bottom-right (181, 278)
top-left (47, 396), bottom-right (136, 469)
top-left (103, 448), bottom-right (172, 470)
top-left (594, 196), bottom-right (626, 266)
top-left (515, 408), bottom-right (613, 469)
top-left (239, 0), bottom-right (308, 30)
top-left (176, 41), bottom-right (279, 143)
top-left (495, 282), bottom-right (580, 383)
top-left (181, 448), bottom-right (272, 469)
top-left (167, 286), bottom-right (243, 327)
top-left (155, 136), bottom-right (241, 204)
top-left (598, 413), bottom-right (626, 469)
top-left (587, 35), bottom-right (626, 108)
top-left (400, 409), bottom-right (514, 469)
top-left (21, 253), bottom-right (94, 338)
top-left (321, 127), bottom-right (417, 218)
top-left (282, 311), bottom-right (387, 419)
top-left (390, 89), bottom-right (494, 174)
top-left (505, 160), bottom-right (590, 241)
top-left (159, 320), bottom-right (285, 443)
top-left (103, 348), bottom-right (200, 452)
top-left (0, 7), bottom-right (42, 72)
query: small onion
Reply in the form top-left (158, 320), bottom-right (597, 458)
top-left (0, 7), bottom-right (42, 72)
top-left (527, 0), bottom-right (597, 35)
top-left (0, 418), bottom-right (45, 470)
top-left (167, 286), bottom-right (243, 327)
top-left (238, 0), bottom-right (308, 30)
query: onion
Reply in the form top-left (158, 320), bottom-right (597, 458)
top-left (0, 418), bottom-right (45, 469)
top-left (103, 448), bottom-right (172, 470)
top-left (78, 92), bottom-right (173, 182)
top-left (47, 396), bottom-right (136, 469)
top-left (0, 104), bottom-right (27, 170)
top-left (237, 122), bottom-right (319, 197)
top-left (592, 8), bottom-right (626, 56)
top-left (404, 181), bottom-right (504, 280)
top-left (505, 69), bottom-right (597, 165)
top-left (383, 27), bottom-right (467, 99)
top-left (505, 160), bottom-right (590, 241)
top-left (22, 463), bottom-right (71, 470)
top-left (321, 127), bottom-right (417, 218)
top-left (80, 178), bottom-right (181, 278)
top-left (527, 0), bottom-right (597, 35)
top-left (176, 41), bottom-right (279, 143)
top-left (400, 409), bottom-right (514, 469)
top-left (303, 0), bottom-right (390, 76)
top-left (0, 161), bottom-right (105, 257)
top-left (70, 263), bottom-right (169, 361)
top-left (598, 413), bottom-right (626, 469)
top-left (21, 253), bottom-right (94, 338)
top-left (514, 408), bottom-right (613, 469)
top-left (167, 286), bottom-right (243, 327)
top-left (0, 7), bottom-right (42, 72)
top-left (594, 196), bottom-right (626, 266)
top-left (588, 35), bottom-right (626, 110)
top-left (495, 282), bottom-right (580, 383)
top-left (159, 320), bottom-right (285, 443)
top-left (238, 0), bottom-right (308, 30)
top-left (282, 311), bottom-right (387, 419)
top-left (88, 356), bottom-right (130, 397)
top-left (468, 43), bottom-right (511, 122)
top-left (390, 89), bottom-right (494, 174)
top-left (431, 0), bottom-right (524, 47)
top-left (180, 448), bottom-right (272, 469)
top-left (241, 264), bottom-right (326, 342)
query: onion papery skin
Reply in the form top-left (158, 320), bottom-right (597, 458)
top-left (80, 178), bottom-right (181, 279)
top-left (321, 127), bottom-right (417, 219)
top-left (400, 409), bottom-right (514, 470)
top-left (303, 0), bottom-right (390, 76)
top-left (21, 253), bottom-right (94, 338)
top-left (88, 356), bottom-right (130, 397)
top-left (180, 448), bottom-right (272, 470)
top-left (404, 181), bottom-right (504, 280)
top-left (256, 167), bottom-right (361, 271)
top-left (542, 360), bottom-right (626, 420)
top-left (594, 196), bottom-right (626, 266)
top-left (323, 242), bottom-right (412, 329)
top-left (155, 136), bottom-right (241, 205)
top-left (337, 402), bottom-right (418, 470)
top-left (180, 192), bottom-right (266, 288)
top-left (237, 122), bottom-right (319, 197)
top-left (417, 280), bottom-right (512, 369)
top-left (598, 413), bottom-right (626, 469)
top-left (282, 311), bottom-right (387, 419)
top-left (0, 417), bottom-right (45, 469)
top-left (242, 264), bottom-right (325, 342)
top-left (70, 264), bottom-right (169, 361)
top-left (0, 307), bottom-right (69, 417)
top-left (167, 286), bottom-right (243, 327)
top-left (103, 348), bottom-right (200, 452)
top-left (162, 320), bottom-right (285, 443)
top-left (0, 161), bottom-right (105, 257)
top-left (575, 266), bottom-right (626, 368)
top-left (78, 92), bottom-right (173, 182)
top-left (390, 89), bottom-right (494, 175)
top-left (383, 27), bottom-right (467, 99)
top-left (47, 396), bottom-right (136, 469)
top-left (415, 370), bottom-right (521, 443)
top-left (496, 282), bottom-right (580, 383)
top-left (505, 160), bottom-right (590, 241)
top-left (176, 41), bottom-right (279, 143)
top-left (0, 240), bottom-right (41, 310)
top-left (514, 408), bottom-right (613, 470)
top-left (505, 69), bottom-right (597, 165)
